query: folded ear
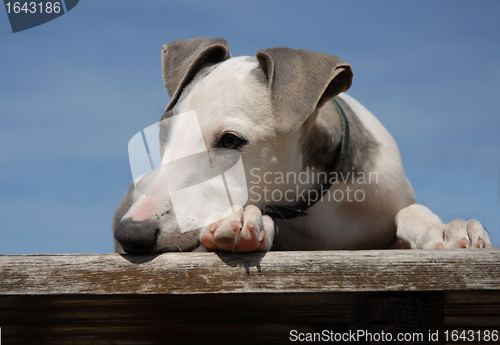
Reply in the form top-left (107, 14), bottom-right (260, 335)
top-left (256, 48), bottom-right (353, 134)
top-left (162, 37), bottom-right (231, 110)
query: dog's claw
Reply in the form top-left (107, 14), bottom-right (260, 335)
top-left (200, 205), bottom-right (275, 252)
top-left (477, 238), bottom-right (485, 248)
top-left (421, 218), bottom-right (492, 249)
top-left (459, 238), bottom-right (469, 248)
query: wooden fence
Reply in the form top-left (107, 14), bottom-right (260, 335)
top-left (1, 249), bottom-right (499, 344)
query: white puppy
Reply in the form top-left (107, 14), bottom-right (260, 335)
top-left (113, 38), bottom-right (492, 253)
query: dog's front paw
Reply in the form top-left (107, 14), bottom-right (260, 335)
top-left (200, 205), bottom-right (275, 252)
top-left (420, 219), bottom-right (492, 249)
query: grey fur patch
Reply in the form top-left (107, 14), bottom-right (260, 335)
top-left (299, 103), bottom-right (341, 173)
top-left (162, 38), bottom-right (231, 112)
top-left (336, 96), bottom-right (379, 175)
top-left (256, 47), bottom-right (353, 134)
top-left (300, 97), bottom-right (379, 177)
top-left (162, 37), bottom-right (229, 96)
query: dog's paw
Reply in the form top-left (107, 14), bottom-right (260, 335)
top-left (200, 205), bottom-right (275, 252)
top-left (420, 218), bottom-right (493, 249)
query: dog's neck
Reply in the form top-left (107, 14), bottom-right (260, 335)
top-left (261, 99), bottom-right (349, 219)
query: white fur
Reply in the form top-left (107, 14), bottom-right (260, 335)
top-left (115, 56), bottom-right (492, 252)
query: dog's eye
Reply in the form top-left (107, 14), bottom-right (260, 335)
top-left (220, 133), bottom-right (243, 149)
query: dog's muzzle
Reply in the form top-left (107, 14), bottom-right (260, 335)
top-left (114, 218), bottom-right (159, 254)
top-left (126, 110), bottom-right (248, 233)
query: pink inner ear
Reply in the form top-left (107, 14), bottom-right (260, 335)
top-left (128, 195), bottom-right (162, 222)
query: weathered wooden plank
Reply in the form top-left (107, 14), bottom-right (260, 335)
top-left (1, 251), bottom-right (499, 344)
top-left (1, 250), bottom-right (499, 295)
top-left (0, 293), bottom-right (367, 323)
top-left (3, 291), bottom-right (498, 344)
top-left (0, 292), bottom-right (370, 344)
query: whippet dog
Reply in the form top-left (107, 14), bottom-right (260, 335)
top-left (113, 37), bottom-right (492, 254)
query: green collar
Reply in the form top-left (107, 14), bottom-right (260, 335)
top-left (262, 98), bottom-right (350, 219)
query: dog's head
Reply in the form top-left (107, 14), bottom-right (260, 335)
top-left (114, 37), bottom-right (352, 254)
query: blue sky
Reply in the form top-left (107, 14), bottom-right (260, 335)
top-left (0, 0), bottom-right (499, 254)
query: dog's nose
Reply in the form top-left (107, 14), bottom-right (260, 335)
top-left (114, 218), bottom-right (159, 254)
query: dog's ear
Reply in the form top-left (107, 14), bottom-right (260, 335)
top-left (162, 37), bottom-right (231, 110)
top-left (256, 48), bottom-right (353, 134)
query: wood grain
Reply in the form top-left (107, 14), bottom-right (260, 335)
top-left (1, 249), bottom-right (499, 295)
top-left (0, 250), bottom-right (499, 344)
